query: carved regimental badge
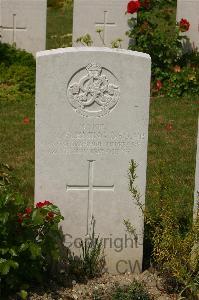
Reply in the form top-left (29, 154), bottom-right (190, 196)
top-left (67, 63), bottom-right (120, 117)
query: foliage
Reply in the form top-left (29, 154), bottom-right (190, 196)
top-left (127, 160), bottom-right (199, 299)
top-left (0, 42), bottom-right (35, 68)
top-left (76, 34), bottom-right (93, 46)
top-left (0, 42), bottom-right (35, 100)
top-left (48, 33), bottom-right (72, 48)
top-left (111, 280), bottom-right (151, 300)
top-left (68, 218), bottom-right (105, 280)
top-left (92, 280), bottom-right (151, 300)
top-left (80, 220), bottom-right (105, 278)
top-left (128, 0), bottom-right (199, 97)
top-left (0, 164), bottom-right (64, 297)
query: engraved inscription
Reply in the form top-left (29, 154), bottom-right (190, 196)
top-left (66, 160), bottom-right (114, 235)
top-left (49, 122), bottom-right (145, 155)
top-left (67, 63), bottom-right (120, 118)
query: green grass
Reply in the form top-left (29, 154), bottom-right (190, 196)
top-left (0, 95), bottom-right (35, 199)
top-left (146, 96), bottom-right (198, 219)
top-left (46, 5), bottom-right (73, 49)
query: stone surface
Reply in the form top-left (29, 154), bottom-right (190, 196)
top-left (177, 0), bottom-right (199, 51)
top-left (194, 119), bottom-right (199, 219)
top-left (72, 0), bottom-right (132, 48)
top-left (35, 47), bottom-right (151, 274)
top-left (0, 0), bottom-right (47, 56)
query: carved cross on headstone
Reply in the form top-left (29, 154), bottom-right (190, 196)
top-left (0, 14), bottom-right (26, 43)
top-left (95, 11), bottom-right (116, 45)
top-left (66, 160), bottom-right (114, 236)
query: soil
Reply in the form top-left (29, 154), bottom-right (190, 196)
top-left (29, 270), bottom-right (178, 300)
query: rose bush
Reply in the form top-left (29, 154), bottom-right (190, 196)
top-left (0, 181), bottom-right (64, 297)
top-left (127, 0), bottom-right (199, 97)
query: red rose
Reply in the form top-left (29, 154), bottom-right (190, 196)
top-left (179, 18), bottom-right (190, 32)
top-left (43, 200), bottom-right (52, 206)
top-left (46, 212), bottom-right (54, 221)
top-left (23, 117), bottom-right (30, 124)
top-left (127, 0), bottom-right (140, 14)
top-left (25, 207), bottom-right (32, 215)
top-left (36, 202), bottom-right (44, 208)
top-left (17, 213), bottom-right (23, 224)
top-left (156, 80), bottom-right (163, 91)
top-left (36, 200), bottom-right (52, 208)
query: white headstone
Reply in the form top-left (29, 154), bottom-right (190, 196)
top-left (72, 0), bottom-right (131, 49)
top-left (177, 0), bottom-right (199, 51)
top-left (194, 120), bottom-right (199, 219)
top-left (35, 47), bottom-right (151, 274)
top-left (0, 0), bottom-right (47, 56)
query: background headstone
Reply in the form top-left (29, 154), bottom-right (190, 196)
top-left (177, 0), bottom-right (199, 51)
top-left (0, 0), bottom-right (47, 56)
top-left (35, 47), bottom-right (151, 274)
top-left (72, 0), bottom-right (132, 48)
top-left (194, 120), bottom-right (199, 219)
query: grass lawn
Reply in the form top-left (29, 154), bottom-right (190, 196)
top-left (46, 5), bottom-right (73, 49)
top-left (0, 6), bottom-right (198, 218)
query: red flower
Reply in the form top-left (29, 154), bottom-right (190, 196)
top-left (36, 200), bottom-right (52, 208)
top-left (43, 200), bottom-right (52, 206)
top-left (17, 213), bottom-right (23, 224)
top-left (127, 0), bottom-right (140, 14)
top-left (23, 117), bottom-right (30, 124)
top-left (179, 18), bottom-right (190, 32)
top-left (165, 123), bottom-right (173, 131)
top-left (156, 80), bottom-right (163, 91)
top-left (25, 207), bottom-right (32, 215)
top-left (36, 202), bottom-right (44, 208)
top-left (46, 212), bottom-right (54, 221)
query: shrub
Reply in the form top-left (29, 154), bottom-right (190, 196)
top-left (68, 218), bottom-right (105, 280)
top-left (0, 42), bottom-right (35, 68)
top-left (127, 160), bottom-right (199, 298)
top-left (0, 164), bottom-right (64, 297)
top-left (112, 280), bottom-right (151, 300)
top-left (0, 43), bottom-right (36, 100)
top-left (128, 0), bottom-right (199, 97)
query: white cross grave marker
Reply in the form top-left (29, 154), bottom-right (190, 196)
top-left (73, 0), bottom-right (130, 48)
top-left (0, 0), bottom-right (47, 56)
top-left (66, 160), bottom-right (114, 236)
top-left (35, 47), bottom-right (151, 274)
top-left (95, 11), bottom-right (116, 45)
top-left (1, 13), bottom-right (27, 44)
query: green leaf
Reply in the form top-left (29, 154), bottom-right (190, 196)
top-left (9, 248), bottom-right (18, 257)
top-left (32, 209), bottom-right (43, 225)
top-left (0, 258), bottom-right (18, 275)
top-left (19, 242), bottom-right (29, 252)
top-left (29, 242), bottom-right (41, 259)
top-left (18, 290), bottom-right (28, 300)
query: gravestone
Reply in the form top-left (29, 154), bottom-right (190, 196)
top-left (194, 120), bottom-right (199, 219)
top-left (72, 0), bottom-right (132, 48)
top-left (0, 0), bottom-right (47, 56)
top-left (177, 0), bottom-right (199, 51)
top-left (35, 47), bottom-right (151, 274)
